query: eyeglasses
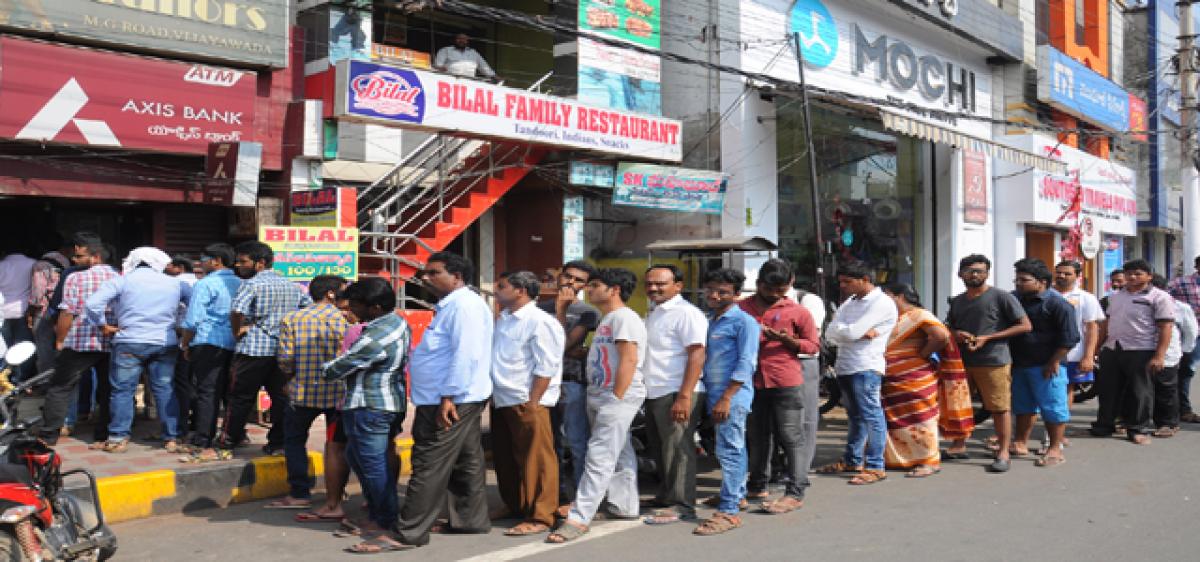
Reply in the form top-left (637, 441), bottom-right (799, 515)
top-left (959, 269), bottom-right (988, 276)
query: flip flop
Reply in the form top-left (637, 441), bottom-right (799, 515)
top-left (905, 466), bottom-right (941, 478)
top-left (940, 449), bottom-right (969, 460)
top-left (295, 511), bottom-right (346, 523)
top-left (1034, 455), bottom-right (1066, 468)
top-left (345, 534), bottom-right (413, 554)
top-left (332, 520), bottom-right (363, 538)
top-left (642, 509), bottom-right (687, 525)
top-left (503, 522), bottom-right (550, 536)
top-left (264, 499), bottom-right (312, 510)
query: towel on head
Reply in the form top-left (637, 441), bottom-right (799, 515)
top-left (122, 247), bottom-right (172, 275)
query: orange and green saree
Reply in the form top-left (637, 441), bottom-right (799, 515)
top-left (882, 308), bottom-right (975, 469)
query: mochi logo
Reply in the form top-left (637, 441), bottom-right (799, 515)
top-left (790, 0), bottom-right (838, 69)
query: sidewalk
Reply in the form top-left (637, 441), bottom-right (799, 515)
top-left (56, 414), bottom-right (413, 524)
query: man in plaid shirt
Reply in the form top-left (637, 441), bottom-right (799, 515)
top-left (38, 235), bottom-right (115, 445)
top-left (219, 241), bottom-right (312, 453)
top-left (323, 277), bottom-right (410, 553)
top-left (266, 275), bottom-right (350, 515)
top-left (1168, 255), bottom-right (1200, 423)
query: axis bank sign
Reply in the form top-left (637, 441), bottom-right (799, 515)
top-left (335, 61), bottom-right (682, 162)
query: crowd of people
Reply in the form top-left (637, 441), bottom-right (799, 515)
top-left (2, 232), bottom-right (1198, 554)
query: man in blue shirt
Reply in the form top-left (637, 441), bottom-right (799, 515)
top-left (219, 241), bottom-right (312, 454)
top-left (1009, 258), bottom-right (1079, 468)
top-left (178, 243), bottom-right (241, 461)
top-left (694, 268), bottom-right (758, 536)
top-left (397, 252), bottom-right (493, 547)
top-left (85, 247), bottom-right (192, 453)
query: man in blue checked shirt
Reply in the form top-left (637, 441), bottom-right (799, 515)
top-left (178, 243), bottom-right (241, 462)
top-left (693, 268), bottom-right (758, 536)
top-left (219, 241), bottom-right (312, 454)
top-left (323, 277), bottom-right (410, 554)
top-left (396, 252), bottom-right (493, 549)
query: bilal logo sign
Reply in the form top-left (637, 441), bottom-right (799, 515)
top-left (16, 78), bottom-right (119, 146)
top-left (348, 61), bottom-right (425, 123)
top-left (790, 0), bottom-right (838, 68)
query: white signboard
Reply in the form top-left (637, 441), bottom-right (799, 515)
top-left (742, 0), bottom-right (993, 139)
top-left (335, 60), bottom-right (682, 162)
top-left (995, 134), bottom-right (1138, 237)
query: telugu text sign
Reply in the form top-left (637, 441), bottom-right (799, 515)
top-left (612, 163), bottom-right (726, 214)
top-left (0, 37), bottom-right (257, 155)
top-left (260, 226), bottom-right (359, 281)
top-left (335, 62), bottom-right (682, 162)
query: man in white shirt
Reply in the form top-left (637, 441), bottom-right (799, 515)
top-left (1151, 274), bottom-right (1198, 436)
top-left (641, 264), bottom-right (707, 524)
top-left (434, 33), bottom-right (496, 79)
top-left (0, 250), bottom-right (36, 380)
top-left (490, 271), bottom-right (565, 536)
top-left (549, 268), bottom-right (647, 544)
top-left (819, 263), bottom-right (897, 485)
top-left (1053, 261), bottom-right (1104, 427)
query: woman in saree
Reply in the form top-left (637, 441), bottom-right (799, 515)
top-left (880, 283), bottom-right (975, 477)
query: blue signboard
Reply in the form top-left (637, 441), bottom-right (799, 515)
top-left (1036, 45), bottom-right (1129, 132)
top-left (1151, 0), bottom-right (1182, 126)
top-left (344, 60), bottom-right (426, 124)
top-left (1102, 236), bottom-right (1124, 294)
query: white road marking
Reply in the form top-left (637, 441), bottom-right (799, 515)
top-left (456, 519), bottom-right (645, 561)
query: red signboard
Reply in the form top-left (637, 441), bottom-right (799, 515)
top-left (962, 149), bottom-right (988, 225)
top-left (0, 37), bottom-right (256, 155)
top-left (1128, 94), bottom-right (1148, 143)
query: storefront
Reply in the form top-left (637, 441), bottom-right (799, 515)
top-left (723, 0), bottom-right (1034, 311)
top-left (994, 134), bottom-right (1139, 294)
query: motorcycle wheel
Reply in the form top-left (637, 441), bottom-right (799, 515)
top-left (0, 530), bottom-right (25, 562)
top-left (819, 375), bottom-right (842, 414)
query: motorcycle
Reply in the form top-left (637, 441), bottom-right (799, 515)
top-left (0, 342), bottom-right (117, 561)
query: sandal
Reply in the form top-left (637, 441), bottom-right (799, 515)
top-left (333, 519), bottom-right (364, 538)
top-left (1153, 426), bottom-right (1178, 438)
top-left (760, 496), bottom-right (803, 514)
top-left (642, 508), bottom-right (691, 525)
top-left (265, 497), bottom-right (312, 510)
top-left (940, 449), bottom-right (969, 460)
top-left (848, 470), bottom-right (887, 485)
top-left (906, 465), bottom-right (941, 478)
top-left (1180, 412), bottom-right (1200, 423)
top-left (295, 510), bottom-right (346, 523)
top-left (101, 439), bottom-right (129, 454)
top-left (178, 449), bottom-right (233, 463)
top-left (1034, 455), bottom-right (1066, 468)
top-left (1008, 445), bottom-right (1031, 458)
top-left (693, 512), bottom-right (742, 536)
top-left (163, 440), bottom-right (190, 454)
top-left (816, 461), bottom-right (863, 474)
top-left (345, 533), bottom-right (413, 554)
top-left (1130, 433), bottom-right (1152, 445)
top-left (503, 521), bottom-right (549, 536)
top-left (546, 521), bottom-right (588, 544)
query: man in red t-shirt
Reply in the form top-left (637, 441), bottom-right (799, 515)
top-left (737, 259), bottom-right (820, 514)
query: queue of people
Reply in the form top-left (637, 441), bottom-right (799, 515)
top-left (5, 232), bottom-right (1199, 553)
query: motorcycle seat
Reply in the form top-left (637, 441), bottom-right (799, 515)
top-left (0, 462), bottom-right (34, 486)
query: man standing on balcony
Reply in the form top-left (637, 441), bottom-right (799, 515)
top-left (641, 264), bottom-right (707, 525)
top-left (434, 33), bottom-right (496, 80)
top-left (398, 251), bottom-right (494, 547)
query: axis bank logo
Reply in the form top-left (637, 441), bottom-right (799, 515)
top-left (15, 78), bottom-right (119, 146)
top-left (350, 68), bottom-right (424, 121)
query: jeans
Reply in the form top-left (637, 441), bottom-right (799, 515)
top-left (220, 355), bottom-right (287, 448)
top-left (1094, 348), bottom-right (1156, 436)
top-left (838, 371), bottom-right (887, 470)
top-left (343, 408), bottom-right (400, 530)
top-left (1179, 352), bottom-right (1196, 416)
top-left (185, 345), bottom-right (233, 448)
top-left (747, 358), bottom-right (819, 499)
top-left (713, 405), bottom-right (749, 514)
top-left (557, 381), bottom-right (590, 494)
top-left (108, 342), bottom-right (179, 441)
top-left (284, 405), bottom-right (336, 499)
top-left (40, 349), bottom-right (111, 443)
top-left (567, 387), bottom-right (644, 526)
top-left (1153, 366), bottom-right (1180, 428)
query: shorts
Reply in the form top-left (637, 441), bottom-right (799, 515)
top-left (966, 365), bottom-right (1012, 412)
top-left (326, 411), bottom-right (347, 444)
top-left (1065, 361), bottom-right (1094, 384)
top-left (1010, 365), bottom-right (1070, 424)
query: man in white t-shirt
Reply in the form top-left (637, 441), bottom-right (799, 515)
top-left (641, 264), bottom-right (707, 524)
top-left (490, 271), bottom-right (565, 536)
top-left (549, 268), bottom-right (647, 544)
top-left (1053, 261), bottom-right (1105, 424)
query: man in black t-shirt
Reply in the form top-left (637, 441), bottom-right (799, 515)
top-left (945, 254), bottom-right (1031, 473)
top-left (539, 260), bottom-right (600, 510)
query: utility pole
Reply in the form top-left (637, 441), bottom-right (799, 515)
top-left (793, 32), bottom-right (826, 301)
top-left (1182, 0), bottom-right (1200, 272)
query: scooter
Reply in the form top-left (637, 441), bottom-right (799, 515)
top-left (0, 342), bottom-right (117, 561)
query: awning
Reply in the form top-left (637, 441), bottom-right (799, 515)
top-left (646, 236), bottom-right (778, 253)
top-left (879, 110), bottom-right (1068, 174)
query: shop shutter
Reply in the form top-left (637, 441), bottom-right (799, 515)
top-left (162, 205), bottom-right (228, 257)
